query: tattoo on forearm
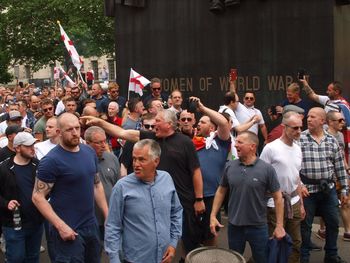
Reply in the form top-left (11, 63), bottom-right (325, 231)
top-left (34, 179), bottom-right (53, 194)
top-left (303, 85), bottom-right (313, 95)
top-left (94, 173), bottom-right (101, 185)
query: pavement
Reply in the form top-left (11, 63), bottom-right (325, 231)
top-left (1, 216), bottom-right (349, 263)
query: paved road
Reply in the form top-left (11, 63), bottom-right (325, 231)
top-left (1, 217), bottom-right (349, 262)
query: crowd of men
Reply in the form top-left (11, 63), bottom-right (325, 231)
top-left (0, 73), bottom-right (349, 263)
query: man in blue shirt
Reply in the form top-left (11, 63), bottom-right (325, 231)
top-left (105, 139), bottom-right (183, 263)
top-left (32, 113), bottom-right (108, 263)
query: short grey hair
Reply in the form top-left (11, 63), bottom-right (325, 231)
top-left (134, 139), bottom-right (161, 160)
top-left (161, 109), bottom-right (178, 130)
top-left (85, 126), bottom-right (106, 142)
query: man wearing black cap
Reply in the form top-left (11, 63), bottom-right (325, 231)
top-left (0, 125), bottom-right (23, 162)
top-left (0, 132), bottom-right (43, 263)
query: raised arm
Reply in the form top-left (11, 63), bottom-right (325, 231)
top-left (81, 116), bottom-right (140, 142)
top-left (300, 78), bottom-right (320, 102)
top-left (190, 96), bottom-right (230, 140)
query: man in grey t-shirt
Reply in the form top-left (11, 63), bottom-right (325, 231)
top-left (210, 131), bottom-right (285, 263)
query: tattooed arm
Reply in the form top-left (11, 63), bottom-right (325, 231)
top-left (32, 178), bottom-right (78, 241)
top-left (94, 173), bottom-right (108, 221)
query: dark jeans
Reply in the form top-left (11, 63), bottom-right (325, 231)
top-left (49, 223), bottom-right (101, 263)
top-left (228, 223), bottom-right (268, 263)
top-left (301, 188), bottom-right (339, 261)
top-left (2, 224), bottom-right (44, 263)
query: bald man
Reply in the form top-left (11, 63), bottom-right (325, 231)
top-left (299, 107), bottom-right (349, 263)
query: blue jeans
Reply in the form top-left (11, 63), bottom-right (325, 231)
top-left (301, 188), bottom-right (339, 260)
top-left (2, 224), bottom-right (44, 263)
top-left (228, 223), bottom-right (268, 263)
top-left (49, 223), bottom-right (101, 263)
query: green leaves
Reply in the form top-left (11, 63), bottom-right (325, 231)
top-left (0, 0), bottom-right (114, 81)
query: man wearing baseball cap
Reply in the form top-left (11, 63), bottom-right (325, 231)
top-left (0, 132), bottom-right (43, 263)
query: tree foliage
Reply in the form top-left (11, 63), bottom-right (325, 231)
top-left (0, 0), bottom-right (114, 82)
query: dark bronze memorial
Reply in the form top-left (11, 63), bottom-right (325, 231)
top-left (105, 0), bottom-right (350, 112)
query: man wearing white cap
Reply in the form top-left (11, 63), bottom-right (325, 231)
top-left (0, 132), bottom-right (43, 263)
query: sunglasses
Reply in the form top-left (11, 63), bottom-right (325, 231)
top-left (286, 124), bottom-right (302, 131)
top-left (331, 118), bottom-right (345, 123)
top-left (43, 107), bottom-right (53, 112)
top-left (152, 88), bottom-right (161, 91)
top-left (110, 90), bottom-right (119, 93)
top-left (180, 117), bottom-right (192, 122)
top-left (244, 97), bottom-right (254, 101)
top-left (144, 124), bottom-right (155, 129)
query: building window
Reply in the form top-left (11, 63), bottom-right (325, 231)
top-left (91, 60), bottom-right (98, 81)
top-left (107, 60), bottom-right (116, 81)
top-left (25, 65), bottom-right (31, 79)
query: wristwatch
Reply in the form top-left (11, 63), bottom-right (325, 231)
top-left (195, 197), bottom-right (204, 202)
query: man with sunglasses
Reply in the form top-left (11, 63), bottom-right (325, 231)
top-left (235, 91), bottom-right (268, 144)
top-left (178, 110), bottom-right (196, 138)
top-left (299, 107), bottom-right (349, 263)
top-left (120, 113), bottom-right (156, 176)
top-left (33, 99), bottom-right (55, 142)
top-left (301, 78), bottom-right (350, 163)
top-left (100, 82), bottom-right (126, 116)
top-left (261, 111), bottom-right (305, 263)
top-left (316, 111), bottom-right (350, 243)
top-left (142, 78), bottom-right (168, 109)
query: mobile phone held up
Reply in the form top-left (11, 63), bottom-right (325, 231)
top-left (230, 68), bottom-right (237, 82)
top-left (297, 69), bottom-right (306, 80)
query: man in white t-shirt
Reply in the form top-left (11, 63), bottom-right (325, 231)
top-left (34, 117), bottom-right (59, 160)
top-left (218, 91), bottom-right (259, 135)
top-left (260, 111), bottom-right (305, 263)
top-left (235, 91), bottom-right (268, 143)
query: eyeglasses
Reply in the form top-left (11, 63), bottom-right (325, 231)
top-left (152, 88), bottom-right (161, 91)
top-left (180, 117), bottom-right (192, 122)
top-left (244, 97), bottom-right (254, 101)
top-left (91, 140), bottom-right (107, 145)
top-left (285, 124), bottom-right (303, 131)
top-left (331, 118), bottom-right (345, 123)
top-left (143, 124), bottom-right (155, 129)
top-left (43, 107), bottom-right (53, 112)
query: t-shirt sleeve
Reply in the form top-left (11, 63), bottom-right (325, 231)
top-left (37, 156), bottom-right (58, 183)
top-left (318, 95), bottom-right (329, 106)
top-left (184, 137), bottom-right (200, 172)
top-left (267, 164), bottom-right (280, 193)
top-left (140, 130), bottom-right (156, 140)
top-left (219, 163), bottom-right (230, 187)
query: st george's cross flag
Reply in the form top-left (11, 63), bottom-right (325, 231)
top-left (128, 68), bottom-right (150, 96)
top-left (59, 66), bottom-right (75, 86)
top-left (58, 21), bottom-right (83, 71)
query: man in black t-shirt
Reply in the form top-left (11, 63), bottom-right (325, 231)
top-left (83, 109), bottom-right (206, 260)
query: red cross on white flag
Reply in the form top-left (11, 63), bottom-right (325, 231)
top-left (59, 66), bottom-right (75, 86)
top-left (58, 21), bottom-right (83, 71)
top-left (128, 68), bottom-right (150, 96)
